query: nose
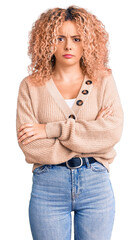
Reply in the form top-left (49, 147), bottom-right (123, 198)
top-left (64, 38), bottom-right (72, 50)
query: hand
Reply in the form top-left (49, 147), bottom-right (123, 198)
top-left (17, 123), bottom-right (47, 145)
top-left (96, 106), bottom-right (113, 120)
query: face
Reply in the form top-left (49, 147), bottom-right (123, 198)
top-left (53, 21), bottom-right (83, 66)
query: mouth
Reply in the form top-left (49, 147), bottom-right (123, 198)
top-left (63, 54), bottom-right (74, 58)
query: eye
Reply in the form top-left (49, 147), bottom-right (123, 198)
top-left (74, 38), bottom-right (81, 42)
top-left (57, 37), bottom-right (64, 42)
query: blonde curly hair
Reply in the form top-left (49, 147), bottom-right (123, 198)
top-left (27, 5), bottom-right (112, 86)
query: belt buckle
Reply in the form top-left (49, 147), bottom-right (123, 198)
top-left (66, 157), bottom-right (83, 169)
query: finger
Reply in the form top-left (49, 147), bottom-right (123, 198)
top-left (18, 126), bottom-right (34, 139)
top-left (18, 131), bottom-right (36, 142)
top-left (22, 135), bottom-right (37, 145)
top-left (105, 109), bottom-right (113, 115)
top-left (97, 106), bottom-right (112, 119)
top-left (101, 109), bottom-right (108, 117)
top-left (103, 110), bottom-right (113, 119)
top-left (18, 123), bottom-right (34, 132)
top-left (103, 115), bottom-right (109, 119)
top-left (103, 107), bottom-right (112, 114)
top-left (100, 106), bottom-right (111, 115)
top-left (103, 105), bottom-right (111, 110)
top-left (18, 130), bottom-right (35, 142)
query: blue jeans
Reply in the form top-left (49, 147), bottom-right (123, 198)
top-left (29, 157), bottom-right (115, 240)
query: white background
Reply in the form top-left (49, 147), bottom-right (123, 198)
top-left (0, 0), bottom-right (140, 239)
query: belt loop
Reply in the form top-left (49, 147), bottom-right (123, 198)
top-left (84, 157), bottom-right (91, 169)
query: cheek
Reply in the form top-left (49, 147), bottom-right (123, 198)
top-left (54, 45), bottom-right (62, 53)
top-left (54, 48), bottom-right (62, 58)
top-left (77, 43), bottom-right (83, 51)
top-left (76, 46), bottom-right (83, 56)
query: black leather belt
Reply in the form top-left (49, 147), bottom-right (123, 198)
top-left (56, 157), bottom-right (97, 169)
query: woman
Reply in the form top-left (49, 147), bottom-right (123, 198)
top-left (16, 5), bottom-right (124, 240)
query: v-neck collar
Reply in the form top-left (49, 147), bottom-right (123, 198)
top-left (46, 74), bottom-right (93, 119)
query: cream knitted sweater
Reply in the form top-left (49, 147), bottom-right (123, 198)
top-left (16, 73), bottom-right (124, 172)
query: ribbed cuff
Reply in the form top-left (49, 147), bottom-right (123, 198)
top-left (45, 122), bottom-right (62, 138)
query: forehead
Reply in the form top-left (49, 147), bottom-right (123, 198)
top-left (57, 21), bottom-right (80, 36)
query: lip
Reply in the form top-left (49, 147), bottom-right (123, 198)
top-left (63, 54), bottom-right (74, 58)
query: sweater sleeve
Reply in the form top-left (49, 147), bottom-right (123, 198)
top-left (16, 79), bottom-right (72, 165)
top-left (45, 73), bottom-right (124, 154)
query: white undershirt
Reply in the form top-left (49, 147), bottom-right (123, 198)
top-left (64, 98), bottom-right (76, 108)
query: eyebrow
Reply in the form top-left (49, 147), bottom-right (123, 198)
top-left (57, 35), bottom-right (80, 37)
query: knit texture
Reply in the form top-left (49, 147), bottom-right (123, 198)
top-left (16, 72), bottom-right (124, 172)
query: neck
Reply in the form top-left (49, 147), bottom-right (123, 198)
top-left (52, 62), bottom-right (84, 83)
